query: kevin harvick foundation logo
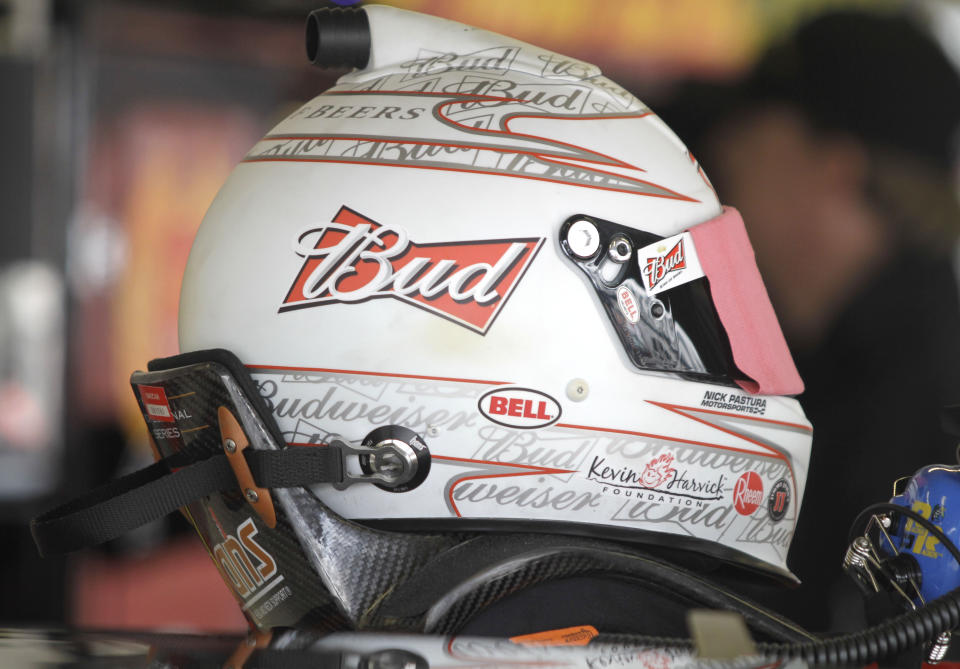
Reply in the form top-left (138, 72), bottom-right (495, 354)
top-left (281, 206), bottom-right (544, 334)
top-left (733, 471), bottom-right (764, 515)
top-left (587, 451), bottom-right (726, 502)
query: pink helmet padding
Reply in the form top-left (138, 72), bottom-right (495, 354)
top-left (688, 207), bottom-right (804, 396)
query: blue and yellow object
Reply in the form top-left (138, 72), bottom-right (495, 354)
top-left (887, 464), bottom-right (960, 602)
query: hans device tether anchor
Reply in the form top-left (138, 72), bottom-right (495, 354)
top-left (30, 421), bottom-right (431, 556)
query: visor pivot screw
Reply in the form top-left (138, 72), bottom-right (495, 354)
top-left (650, 301), bottom-right (665, 319)
top-left (608, 235), bottom-right (633, 263)
top-left (566, 378), bottom-right (589, 402)
top-left (244, 488), bottom-right (259, 503)
top-left (224, 438), bottom-right (237, 454)
top-left (565, 218), bottom-right (601, 259)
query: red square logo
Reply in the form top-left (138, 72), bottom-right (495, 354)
top-left (138, 384), bottom-right (174, 423)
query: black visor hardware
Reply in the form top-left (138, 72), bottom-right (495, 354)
top-left (559, 214), bottom-right (736, 384)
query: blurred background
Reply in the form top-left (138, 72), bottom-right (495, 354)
top-left (1, 0), bottom-right (958, 635)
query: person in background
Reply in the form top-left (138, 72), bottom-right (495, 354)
top-left (661, 9), bottom-right (960, 631)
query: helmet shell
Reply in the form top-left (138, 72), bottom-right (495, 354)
top-left (179, 5), bottom-right (811, 579)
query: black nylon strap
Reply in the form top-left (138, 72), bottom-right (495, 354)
top-left (249, 448), bottom-right (342, 488)
top-left (31, 446), bottom-right (343, 557)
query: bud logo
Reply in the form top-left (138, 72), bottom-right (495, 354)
top-left (478, 387), bottom-right (561, 429)
top-left (137, 384), bottom-right (174, 423)
top-left (637, 231), bottom-right (704, 296)
top-left (733, 471), bottom-right (764, 516)
top-left (642, 239), bottom-right (685, 291)
top-left (281, 206), bottom-right (543, 334)
top-left (616, 284), bottom-right (639, 323)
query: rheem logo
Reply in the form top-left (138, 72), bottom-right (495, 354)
top-left (212, 518), bottom-right (280, 603)
top-left (732, 471), bottom-right (764, 516)
top-left (478, 387), bottom-right (561, 429)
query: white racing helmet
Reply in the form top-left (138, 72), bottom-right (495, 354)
top-left (33, 5), bottom-right (812, 635)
